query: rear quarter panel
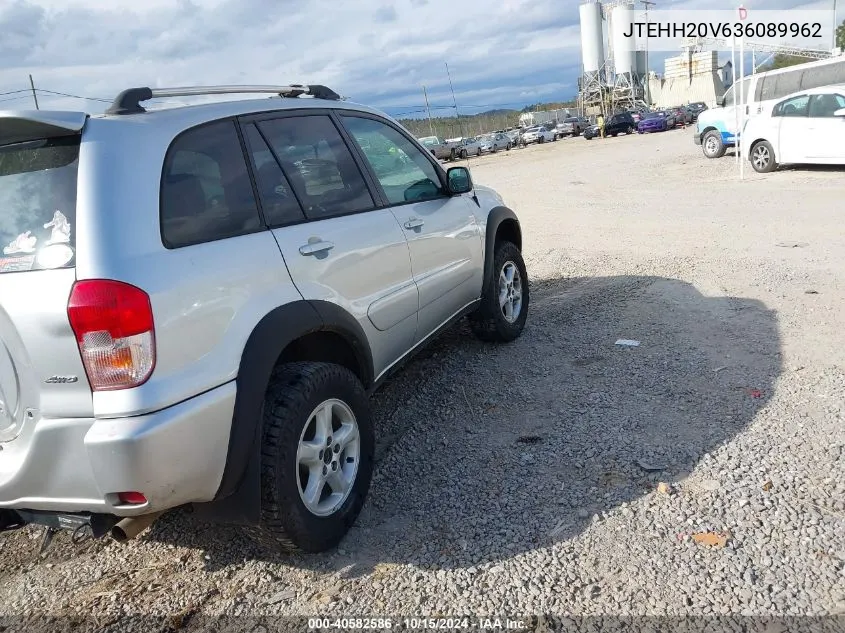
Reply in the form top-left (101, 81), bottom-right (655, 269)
top-left (75, 118), bottom-right (303, 418)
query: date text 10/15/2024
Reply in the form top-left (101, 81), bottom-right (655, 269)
top-left (307, 617), bottom-right (529, 630)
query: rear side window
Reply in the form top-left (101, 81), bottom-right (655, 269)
top-left (160, 119), bottom-right (262, 248)
top-left (0, 136), bottom-right (78, 274)
top-left (256, 115), bottom-right (375, 221)
top-left (242, 124), bottom-right (306, 227)
top-left (799, 62), bottom-right (845, 91)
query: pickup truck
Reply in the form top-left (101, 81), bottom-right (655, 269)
top-left (417, 135), bottom-right (459, 161)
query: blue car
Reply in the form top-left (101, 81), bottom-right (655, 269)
top-left (637, 111), bottom-right (674, 133)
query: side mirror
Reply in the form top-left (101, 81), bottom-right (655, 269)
top-left (446, 166), bottom-right (473, 194)
top-left (716, 96), bottom-right (725, 107)
top-left (834, 108), bottom-right (845, 117)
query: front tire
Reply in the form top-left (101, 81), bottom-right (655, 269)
top-left (702, 130), bottom-right (726, 158)
top-left (250, 362), bottom-right (374, 554)
top-left (750, 140), bottom-right (778, 173)
top-left (469, 240), bottom-right (529, 343)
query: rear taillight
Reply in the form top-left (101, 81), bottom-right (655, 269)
top-left (67, 280), bottom-right (156, 391)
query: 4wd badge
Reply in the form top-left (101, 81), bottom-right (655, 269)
top-left (45, 375), bottom-right (79, 384)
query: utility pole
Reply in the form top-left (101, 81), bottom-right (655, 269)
top-left (641, 0), bottom-right (655, 106)
top-left (29, 74), bottom-right (39, 110)
top-left (445, 61), bottom-right (465, 143)
top-left (834, 0), bottom-right (838, 51)
top-left (422, 85), bottom-right (435, 137)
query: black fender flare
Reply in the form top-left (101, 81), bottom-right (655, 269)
top-left (196, 300), bottom-right (373, 524)
top-left (483, 206), bottom-right (522, 286)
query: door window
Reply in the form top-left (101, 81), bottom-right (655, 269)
top-left (772, 94), bottom-right (810, 117)
top-left (160, 119), bottom-right (263, 248)
top-left (242, 124), bottom-right (306, 226)
top-left (256, 115), bottom-right (375, 220)
top-left (341, 115), bottom-right (446, 205)
top-left (808, 93), bottom-right (845, 118)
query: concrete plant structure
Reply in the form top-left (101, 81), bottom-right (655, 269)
top-left (577, 0), bottom-right (647, 117)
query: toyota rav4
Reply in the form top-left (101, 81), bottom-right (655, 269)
top-left (0, 84), bottom-right (529, 553)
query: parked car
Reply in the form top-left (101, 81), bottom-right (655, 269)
top-left (455, 136), bottom-right (485, 158)
top-left (521, 125), bottom-right (555, 144)
top-left (686, 102), bottom-right (708, 120)
top-left (637, 111), bottom-right (673, 133)
top-left (741, 84), bottom-right (845, 173)
top-left (0, 82), bottom-right (529, 554)
top-left (584, 112), bottom-right (637, 139)
top-left (506, 129), bottom-right (522, 146)
top-left (557, 116), bottom-right (589, 137)
top-left (669, 106), bottom-right (693, 126)
top-left (479, 132), bottom-right (512, 152)
top-left (418, 135), bottom-right (458, 161)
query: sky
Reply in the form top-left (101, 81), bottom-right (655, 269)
top-left (0, 0), bottom-right (839, 119)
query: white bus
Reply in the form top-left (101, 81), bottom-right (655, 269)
top-left (694, 53), bottom-right (845, 158)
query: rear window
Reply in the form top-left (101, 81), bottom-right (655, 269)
top-left (0, 136), bottom-right (79, 274)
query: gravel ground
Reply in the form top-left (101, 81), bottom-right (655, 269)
top-left (1, 127), bottom-right (844, 631)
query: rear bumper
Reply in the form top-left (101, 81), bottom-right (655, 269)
top-left (0, 382), bottom-right (235, 516)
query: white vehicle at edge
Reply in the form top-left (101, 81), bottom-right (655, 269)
top-left (741, 84), bottom-right (845, 173)
top-left (521, 125), bottom-right (555, 144)
top-left (695, 55), bottom-right (845, 159)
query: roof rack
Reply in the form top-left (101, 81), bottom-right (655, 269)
top-left (104, 84), bottom-right (342, 116)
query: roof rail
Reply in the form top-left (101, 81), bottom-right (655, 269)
top-left (104, 84), bottom-right (342, 116)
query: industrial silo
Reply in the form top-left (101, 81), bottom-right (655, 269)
top-left (611, 3), bottom-right (636, 78)
top-left (635, 50), bottom-right (648, 78)
top-left (579, 1), bottom-right (605, 80)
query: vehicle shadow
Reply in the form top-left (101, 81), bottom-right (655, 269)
top-left (778, 164), bottom-right (845, 173)
top-left (143, 274), bottom-right (781, 575)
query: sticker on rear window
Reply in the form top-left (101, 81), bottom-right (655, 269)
top-left (35, 243), bottom-right (74, 269)
top-left (44, 210), bottom-right (71, 246)
top-left (3, 231), bottom-right (37, 255)
top-left (0, 255), bottom-right (35, 273)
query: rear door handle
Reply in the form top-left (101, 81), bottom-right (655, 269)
top-left (299, 240), bottom-right (334, 256)
top-left (404, 218), bottom-right (425, 230)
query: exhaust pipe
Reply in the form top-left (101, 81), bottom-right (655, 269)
top-left (110, 511), bottom-right (164, 543)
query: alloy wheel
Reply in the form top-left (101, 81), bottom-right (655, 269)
top-left (498, 261), bottom-right (523, 323)
top-left (296, 398), bottom-right (361, 517)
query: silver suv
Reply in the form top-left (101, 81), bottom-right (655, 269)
top-left (0, 84), bottom-right (528, 553)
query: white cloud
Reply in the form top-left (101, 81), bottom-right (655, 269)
top-left (0, 0), bottom-right (837, 117)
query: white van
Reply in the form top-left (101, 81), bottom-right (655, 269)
top-left (694, 54), bottom-right (845, 158)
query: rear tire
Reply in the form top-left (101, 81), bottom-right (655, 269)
top-left (249, 362), bottom-right (374, 554)
top-left (469, 240), bottom-right (529, 343)
top-left (702, 130), bottom-right (727, 159)
top-left (750, 140), bottom-right (778, 173)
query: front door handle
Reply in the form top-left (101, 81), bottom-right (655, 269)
top-left (299, 240), bottom-right (334, 256)
top-left (404, 218), bottom-right (425, 230)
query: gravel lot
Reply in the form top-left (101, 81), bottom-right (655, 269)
top-left (2, 126), bottom-right (844, 630)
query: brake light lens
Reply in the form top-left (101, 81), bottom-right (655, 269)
top-left (67, 280), bottom-right (156, 391)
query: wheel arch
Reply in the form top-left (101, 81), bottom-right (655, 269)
top-left (192, 300), bottom-right (373, 525)
top-left (700, 125), bottom-right (719, 141)
top-left (484, 206), bottom-right (523, 287)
